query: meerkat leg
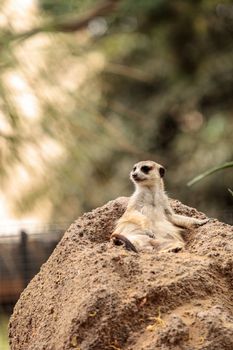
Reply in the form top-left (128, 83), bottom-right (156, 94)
top-left (159, 239), bottom-right (184, 253)
top-left (164, 202), bottom-right (209, 229)
top-left (111, 233), bottom-right (138, 253)
top-left (168, 213), bottom-right (209, 229)
top-left (150, 239), bottom-right (161, 250)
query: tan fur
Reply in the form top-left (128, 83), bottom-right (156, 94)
top-left (111, 160), bottom-right (209, 252)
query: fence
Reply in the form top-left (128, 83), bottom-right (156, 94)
top-left (0, 223), bottom-right (71, 305)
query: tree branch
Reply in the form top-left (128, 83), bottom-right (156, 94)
top-left (10, 0), bottom-right (120, 42)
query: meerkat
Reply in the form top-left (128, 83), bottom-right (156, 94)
top-left (111, 160), bottom-right (209, 253)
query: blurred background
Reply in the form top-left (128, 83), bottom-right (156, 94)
top-left (0, 0), bottom-right (232, 348)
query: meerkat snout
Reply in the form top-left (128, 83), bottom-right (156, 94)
top-left (132, 173), bottom-right (140, 180)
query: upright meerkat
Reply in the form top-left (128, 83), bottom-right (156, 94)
top-left (111, 160), bottom-right (209, 253)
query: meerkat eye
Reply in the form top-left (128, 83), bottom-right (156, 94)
top-left (133, 166), bottom-right (136, 172)
top-left (141, 165), bottom-right (152, 174)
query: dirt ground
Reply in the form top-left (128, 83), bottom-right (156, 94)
top-left (9, 197), bottom-right (233, 350)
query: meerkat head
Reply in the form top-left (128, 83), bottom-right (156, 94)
top-left (130, 160), bottom-right (165, 188)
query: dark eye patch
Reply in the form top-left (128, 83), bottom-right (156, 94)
top-left (141, 165), bottom-right (152, 174)
top-left (133, 166), bottom-right (136, 171)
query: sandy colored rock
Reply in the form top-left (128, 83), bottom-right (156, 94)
top-left (9, 197), bottom-right (233, 350)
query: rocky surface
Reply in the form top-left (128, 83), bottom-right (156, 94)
top-left (9, 197), bottom-right (233, 350)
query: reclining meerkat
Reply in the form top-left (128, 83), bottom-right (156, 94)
top-left (111, 160), bottom-right (209, 253)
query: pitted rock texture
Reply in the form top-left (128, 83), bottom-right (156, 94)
top-left (9, 197), bottom-right (233, 350)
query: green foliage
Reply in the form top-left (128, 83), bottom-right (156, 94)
top-left (0, 313), bottom-right (9, 350)
top-left (39, 0), bottom-right (95, 16)
top-left (188, 162), bottom-right (233, 186)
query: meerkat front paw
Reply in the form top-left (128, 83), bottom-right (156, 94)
top-left (160, 246), bottom-right (183, 253)
top-left (145, 231), bottom-right (156, 238)
top-left (169, 246), bottom-right (183, 253)
top-left (160, 241), bottom-right (184, 253)
top-left (193, 218), bottom-right (210, 227)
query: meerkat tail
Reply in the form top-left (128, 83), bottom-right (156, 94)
top-left (111, 234), bottom-right (138, 253)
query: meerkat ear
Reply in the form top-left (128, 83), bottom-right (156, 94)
top-left (159, 167), bottom-right (165, 178)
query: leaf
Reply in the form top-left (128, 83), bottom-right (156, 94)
top-left (187, 161), bottom-right (233, 187)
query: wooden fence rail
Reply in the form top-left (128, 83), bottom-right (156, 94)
top-left (0, 224), bottom-right (69, 304)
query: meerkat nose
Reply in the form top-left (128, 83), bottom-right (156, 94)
top-left (132, 173), bottom-right (140, 181)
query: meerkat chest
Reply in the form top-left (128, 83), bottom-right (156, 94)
top-left (140, 204), bottom-right (166, 224)
top-left (124, 191), bottom-right (168, 231)
top-left (139, 205), bottom-right (179, 239)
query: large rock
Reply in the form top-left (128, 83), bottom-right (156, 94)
top-left (9, 197), bottom-right (233, 350)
